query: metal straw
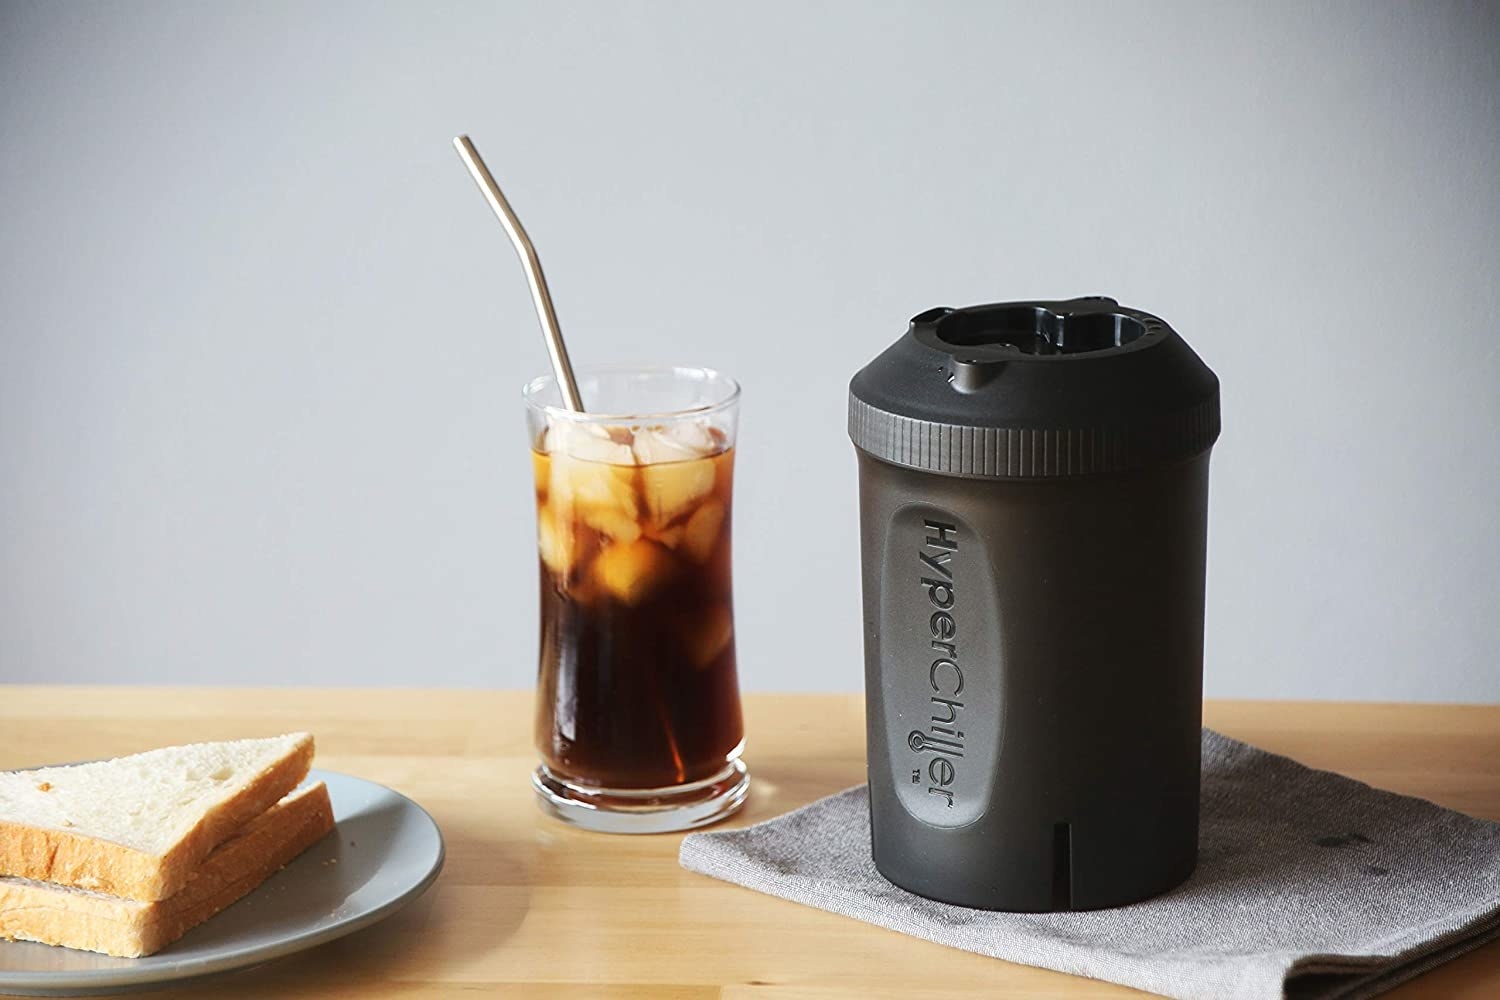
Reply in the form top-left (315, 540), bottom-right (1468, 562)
top-left (453, 135), bottom-right (584, 412)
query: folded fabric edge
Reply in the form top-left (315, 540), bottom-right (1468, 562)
top-left (1286, 907), bottom-right (1500, 1000)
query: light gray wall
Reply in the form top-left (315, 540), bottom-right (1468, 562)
top-left (2, 1), bottom-right (1497, 699)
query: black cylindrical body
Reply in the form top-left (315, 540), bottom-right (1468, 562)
top-left (848, 298), bottom-right (1220, 912)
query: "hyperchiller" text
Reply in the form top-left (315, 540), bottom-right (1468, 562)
top-left (908, 518), bottom-right (964, 807)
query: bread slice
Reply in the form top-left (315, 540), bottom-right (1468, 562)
top-left (0, 781), bottom-right (335, 957)
top-left (0, 734), bottom-right (314, 901)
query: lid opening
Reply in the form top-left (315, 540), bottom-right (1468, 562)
top-left (933, 305), bottom-right (1146, 356)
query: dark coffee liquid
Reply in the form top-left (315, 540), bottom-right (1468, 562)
top-left (533, 446), bottom-right (743, 789)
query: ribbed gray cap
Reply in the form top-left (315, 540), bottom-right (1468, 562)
top-left (848, 298), bottom-right (1221, 479)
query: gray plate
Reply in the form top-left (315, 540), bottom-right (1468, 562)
top-left (0, 769), bottom-right (445, 996)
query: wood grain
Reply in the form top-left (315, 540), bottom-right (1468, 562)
top-left (2, 690), bottom-right (1497, 998)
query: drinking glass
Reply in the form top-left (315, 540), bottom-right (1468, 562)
top-left (524, 365), bottom-right (747, 833)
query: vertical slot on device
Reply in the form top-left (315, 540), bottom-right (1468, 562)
top-left (1051, 821), bottom-right (1073, 911)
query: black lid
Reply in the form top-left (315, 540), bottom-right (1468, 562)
top-left (848, 297), bottom-right (1220, 478)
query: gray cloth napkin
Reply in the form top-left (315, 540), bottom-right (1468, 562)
top-left (680, 730), bottom-right (1500, 1000)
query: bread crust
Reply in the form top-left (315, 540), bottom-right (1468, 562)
top-left (0, 735), bottom-right (314, 901)
top-left (0, 781), bottom-right (335, 957)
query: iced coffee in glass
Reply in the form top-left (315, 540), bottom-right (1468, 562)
top-left (523, 365), bottom-right (746, 833)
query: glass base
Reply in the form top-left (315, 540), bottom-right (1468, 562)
top-left (532, 759), bottom-right (750, 834)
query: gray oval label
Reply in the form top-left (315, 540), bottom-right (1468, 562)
top-left (879, 505), bottom-right (1001, 828)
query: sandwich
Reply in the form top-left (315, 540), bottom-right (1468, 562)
top-left (0, 733), bottom-right (334, 957)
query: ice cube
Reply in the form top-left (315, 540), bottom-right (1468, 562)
top-left (549, 445), bottom-right (643, 542)
top-left (582, 504), bottom-right (642, 544)
top-left (531, 450), bottom-right (550, 502)
top-left (545, 421), bottom-right (644, 540)
top-left (592, 538), bottom-right (676, 605)
top-left (631, 421), bottom-right (718, 465)
top-left (550, 453), bottom-right (638, 510)
top-left (671, 419), bottom-right (718, 451)
top-left (680, 498), bottom-right (725, 563)
top-left (639, 460), bottom-right (716, 527)
top-left (547, 421), bottom-right (637, 466)
top-left (535, 506), bottom-right (568, 574)
top-left (684, 604), bottom-right (734, 667)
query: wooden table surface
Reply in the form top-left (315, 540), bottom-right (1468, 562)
top-left (2, 689), bottom-right (1498, 998)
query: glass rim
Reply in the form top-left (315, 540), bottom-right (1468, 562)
top-left (522, 363), bottom-right (741, 424)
